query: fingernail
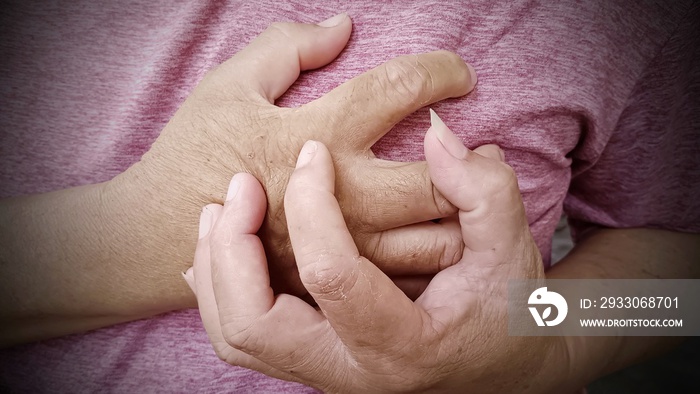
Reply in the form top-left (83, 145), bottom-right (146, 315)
top-left (198, 206), bottom-right (213, 239)
top-left (317, 12), bottom-right (347, 27)
top-left (430, 109), bottom-right (469, 160)
top-left (466, 62), bottom-right (478, 90)
top-left (181, 267), bottom-right (195, 294)
top-left (295, 140), bottom-right (318, 168)
top-left (226, 174), bottom-right (241, 202)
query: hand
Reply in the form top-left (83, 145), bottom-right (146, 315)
top-left (188, 110), bottom-right (570, 393)
top-left (111, 14), bottom-right (476, 296)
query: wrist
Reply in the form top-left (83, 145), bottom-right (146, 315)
top-left (105, 147), bottom-right (250, 310)
top-left (99, 169), bottom-right (201, 313)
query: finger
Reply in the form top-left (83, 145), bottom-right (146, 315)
top-left (345, 158), bottom-right (457, 229)
top-left (285, 140), bottom-right (422, 349)
top-left (210, 173), bottom-right (272, 321)
top-left (359, 220), bottom-right (463, 275)
top-left (214, 14), bottom-right (352, 103)
top-left (192, 204), bottom-right (234, 355)
top-left (193, 205), bottom-right (249, 356)
top-left (308, 50), bottom-right (477, 150)
top-left (208, 173), bottom-right (332, 374)
top-left (424, 109), bottom-right (528, 253)
top-left (191, 202), bottom-right (297, 381)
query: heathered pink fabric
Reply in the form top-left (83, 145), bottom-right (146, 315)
top-left (1, 0), bottom-right (698, 392)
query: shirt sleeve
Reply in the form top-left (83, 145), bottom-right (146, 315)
top-left (564, 3), bottom-right (700, 240)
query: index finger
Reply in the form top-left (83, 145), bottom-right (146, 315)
top-left (285, 140), bottom-right (423, 349)
top-left (307, 51), bottom-right (476, 150)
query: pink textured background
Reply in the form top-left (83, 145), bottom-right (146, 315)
top-left (1, 0), bottom-right (698, 392)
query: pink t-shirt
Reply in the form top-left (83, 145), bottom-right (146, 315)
top-left (1, 0), bottom-right (698, 392)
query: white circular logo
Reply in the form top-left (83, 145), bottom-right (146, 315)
top-left (528, 287), bottom-right (568, 327)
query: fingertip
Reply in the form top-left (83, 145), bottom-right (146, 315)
top-left (220, 173), bottom-right (267, 235)
top-left (225, 172), bottom-right (266, 206)
top-left (428, 109), bottom-right (470, 160)
top-left (225, 173), bottom-right (242, 202)
top-left (286, 141), bottom-right (337, 218)
top-left (424, 114), bottom-right (483, 214)
top-left (294, 140), bottom-right (319, 169)
top-left (299, 14), bottom-right (352, 71)
top-left (316, 12), bottom-right (350, 28)
top-left (291, 140), bottom-right (334, 179)
top-left (424, 112), bottom-right (465, 181)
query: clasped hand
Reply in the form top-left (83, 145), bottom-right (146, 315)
top-left (115, 14), bottom-right (476, 297)
top-left (184, 110), bottom-right (568, 393)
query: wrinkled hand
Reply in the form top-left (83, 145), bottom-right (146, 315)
top-left (187, 110), bottom-right (569, 393)
top-left (114, 14), bottom-right (476, 295)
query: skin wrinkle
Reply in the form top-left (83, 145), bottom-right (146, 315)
top-left (222, 314), bottom-right (259, 355)
top-left (398, 58), bottom-right (428, 109)
top-left (412, 55), bottom-right (436, 106)
top-left (434, 233), bottom-right (452, 272)
top-left (317, 255), bottom-right (359, 303)
top-left (285, 335), bottom-right (338, 385)
top-left (219, 309), bottom-right (261, 352)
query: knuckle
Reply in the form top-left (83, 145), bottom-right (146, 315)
top-left (493, 162), bottom-right (519, 192)
top-left (298, 254), bottom-right (360, 300)
top-left (220, 317), bottom-right (261, 354)
top-left (437, 230), bottom-right (464, 270)
top-left (477, 159), bottom-right (517, 195)
top-left (379, 55), bottom-right (431, 104)
top-left (479, 162), bottom-right (522, 211)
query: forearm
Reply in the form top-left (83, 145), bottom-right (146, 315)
top-left (0, 176), bottom-right (199, 347)
top-left (546, 227), bottom-right (700, 390)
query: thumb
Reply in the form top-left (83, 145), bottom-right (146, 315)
top-left (424, 109), bottom-right (529, 254)
top-left (215, 13), bottom-right (352, 103)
